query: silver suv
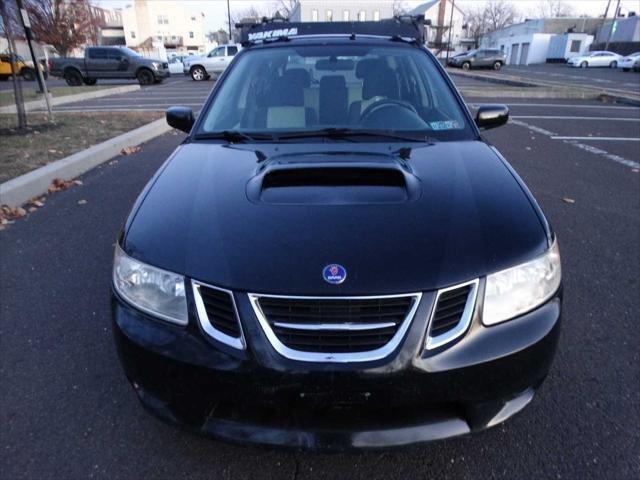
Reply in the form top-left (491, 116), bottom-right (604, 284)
top-left (448, 49), bottom-right (506, 71)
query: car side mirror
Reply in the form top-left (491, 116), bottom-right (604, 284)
top-left (166, 106), bottom-right (194, 133)
top-left (475, 104), bottom-right (509, 130)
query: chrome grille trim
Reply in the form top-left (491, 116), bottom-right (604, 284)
top-left (192, 280), bottom-right (246, 350)
top-left (248, 292), bottom-right (422, 363)
top-left (425, 278), bottom-right (479, 350)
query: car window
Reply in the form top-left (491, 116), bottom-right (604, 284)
top-left (199, 44), bottom-right (473, 141)
top-left (106, 50), bottom-right (122, 60)
top-left (228, 46), bottom-right (238, 56)
top-left (88, 48), bottom-right (107, 60)
top-left (210, 47), bottom-right (225, 57)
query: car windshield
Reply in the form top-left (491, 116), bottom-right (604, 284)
top-left (197, 43), bottom-right (473, 141)
top-left (120, 47), bottom-right (140, 57)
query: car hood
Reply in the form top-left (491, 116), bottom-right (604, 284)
top-left (123, 141), bottom-right (548, 295)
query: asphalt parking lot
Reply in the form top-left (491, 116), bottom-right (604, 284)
top-left (1, 95), bottom-right (638, 479)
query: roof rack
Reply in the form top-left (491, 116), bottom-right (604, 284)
top-left (237, 15), bottom-right (430, 47)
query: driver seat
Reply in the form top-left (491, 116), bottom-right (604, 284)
top-left (349, 60), bottom-right (399, 124)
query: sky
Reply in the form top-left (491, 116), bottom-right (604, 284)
top-left (97, 0), bottom-right (640, 34)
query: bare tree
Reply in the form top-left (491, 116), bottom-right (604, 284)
top-left (393, 0), bottom-right (409, 16)
top-left (534, 0), bottom-right (574, 18)
top-left (465, 1), bottom-right (520, 47)
top-left (0, 0), bottom-right (27, 129)
top-left (24, 0), bottom-right (100, 57)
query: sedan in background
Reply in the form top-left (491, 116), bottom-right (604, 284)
top-left (618, 52), bottom-right (640, 71)
top-left (567, 51), bottom-right (622, 68)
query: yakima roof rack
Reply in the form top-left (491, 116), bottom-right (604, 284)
top-left (237, 15), bottom-right (429, 47)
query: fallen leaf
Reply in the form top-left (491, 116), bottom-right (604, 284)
top-left (121, 145), bottom-right (141, 155)
top-left (28, 207), bottom-right (37, 213)
top-left (0, 224), bottom-right (5, 231)
top-left (73, 180), bottom-right (83, 186)
top-left (48, 178), bottom-right (76, 193)
top-left (632, 168), bottom-right (639, 173)
top-left (14, 207), bottom-right (27, 217)
top-left (562, 197), bottom-right (575, 204)
top-left (48, 149), bottom-right (57, 153)
top-left (77, 199), bottom-right (87, 205)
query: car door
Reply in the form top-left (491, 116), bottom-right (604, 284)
top-left (87, 48), bottom-right (121, 77)
top-left (108, 49), bottom-right (131, 78)
top-left (205, 46), bottom-right (227, 73)
top-left (592, 52), bottom-right (608, 67)
top-left (475, 50), bottom-right (489, 67)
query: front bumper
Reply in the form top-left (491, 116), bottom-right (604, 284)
top-left (111, 285), bottom-right (561, 450)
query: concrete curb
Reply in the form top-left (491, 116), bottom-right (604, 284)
top-left (0, 117), bottom-right (171, 207)
top-left (0, 84), bottom-right (140, 114)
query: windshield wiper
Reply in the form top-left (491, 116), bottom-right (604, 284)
top-left (275, 128), bottom-right (435, 143)
top-left (193, 130), bottom-right (275, 143)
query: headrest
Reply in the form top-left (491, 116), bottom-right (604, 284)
top-left (283, 68), bottom-right (311, 88)
top-left (320, 75), bottom-right (346, 89)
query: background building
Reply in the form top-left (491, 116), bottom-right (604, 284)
top-left (481, 17), bottom-right (602, 65)
top-left (89, 5), bottom-right (125, 46)
top-left (289, 1), bottom-right (393, 23)
top-left (121, 0), bottom-right (206, 57)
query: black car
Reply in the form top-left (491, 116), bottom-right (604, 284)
top-left (112, 18), bottom-right (562, 450)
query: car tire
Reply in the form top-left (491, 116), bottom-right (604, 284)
top-left (190, 66), bottom-right (207, 81)
top-left (64, 69), bottom-right (83, 86)
top-left (137, 69), bottom-right (155, 86)
top-left (609, 61), bottom-right (617, 68)
top-left (83, 78), bottom-right (97, 86)
top-left (580, 61), bottom-right (588, 68)
top-left (462, 62), bottom-right (471, 71)
top-left (492, 61), bottom-right (502, 71)
top-left (21, 68), bottom-right (35, 81)
top-left (622, 68), bottom-right (630, 72)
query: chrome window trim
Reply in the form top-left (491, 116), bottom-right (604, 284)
top-left (192, 280), bottom-right (246, 350)
top-left (248, 292), bottom-right (422, 363)
top-left (424, 278), bottom-right (479, 350)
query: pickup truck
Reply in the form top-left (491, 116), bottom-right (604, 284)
top-left (49, 46), bottom-right (170, 86)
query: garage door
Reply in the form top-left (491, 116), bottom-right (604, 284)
top-left (520, 43), bottom-right (530, 65)
top-left (510, 44), bottom-right (520, 65)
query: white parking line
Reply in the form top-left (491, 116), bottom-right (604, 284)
top-left (468, 103), bottom-right (639, 110)
top-left (510, 119), bottom-right (640, 169)
top-left (511, 116), bottom-right (640, 121)
top-left (550, 136), bottom-right (640, 141)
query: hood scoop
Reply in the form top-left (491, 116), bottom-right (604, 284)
top-left (247, 163), bottom-right (421, 205)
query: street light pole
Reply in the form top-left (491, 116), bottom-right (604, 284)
top-left (227, 0), bottom-right (232, 40)
top-left (445, 0), bottom-right (455, 63)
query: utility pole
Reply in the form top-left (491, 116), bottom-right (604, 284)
top-left (445, 0), bottom-right (455, 63)
top-left (227, 0), bottom-right (232, 41)
top-left (15, 0), bottom-right (53, 119)
top-left (599, 0), bottom-right (611, 43)
top-left (604, 0), bottom-right (621, 51)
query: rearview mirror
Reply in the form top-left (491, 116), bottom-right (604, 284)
top-left (475, 104), bottom-right (509, 130)
top-left (166, 106), bottom-right (194, 133)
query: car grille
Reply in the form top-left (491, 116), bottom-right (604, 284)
top-left (249, 293), bottom-right (421, 362)
top-left (425, 279), bottom-right (479, 350)
top-left (192, 281), bottom-right (245, 349)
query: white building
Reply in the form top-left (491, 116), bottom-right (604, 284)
top-left (410, 0), bottom-right (470, 55)
top-left (481, 17), bottom-right (602, 65)
top-left (122, 0), bottom-right (206, 57)
top-left (289, 1), bottom-right (393, 22)
top-left (547, 33), bottom-right (594, 62)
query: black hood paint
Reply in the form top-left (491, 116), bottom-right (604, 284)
top-left (123, 141), bottom-right (548, 295)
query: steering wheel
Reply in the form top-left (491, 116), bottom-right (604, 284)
top-left (360, 99), bottom-right (419, 124)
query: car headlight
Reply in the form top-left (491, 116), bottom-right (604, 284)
top-left (483, 239), bottom-right (561, 326)
top-left (152, 62), bottom-right (161, 70)
top-left (113, 245), bottom-right (188, 325)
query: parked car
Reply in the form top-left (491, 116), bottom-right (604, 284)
top-left (112, 17), bottom-right (562, 450)
top-left (618, 52), bottom-right (640, 71)
top-left (49, 46), bottom-right (170, 86)
top-left (182, 44), bottom-right (241, 81)
top-left (0, 54), bottom-right (47, 81)
top-left (566, 51), bottom-right (622, 68)
top-left (634, 57), bottom-right (640, 72)
top-left (167, 55), bottom-right (187, 74)
top-left (447, 49), bottom-right (506, 70)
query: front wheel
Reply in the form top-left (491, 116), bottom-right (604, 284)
top-left (609, 61), bottom-right (617, 68)
top-left (83, 78), bottom-right (97, 86)
top-left (21, 68), bottom-right (35, 81)
top-left (64, 69), bottom-right (83, 86)
top-left (580, 61), bottom-right (588, 68)
top-left (622, 68), bottom-right (630, 72)
top-left (190, 66), bottom-right (207, 81)
top-left (492, 61), bottom-right (502, 71)
top-left (137, 69), bottom-right (154, 86)
top-left (462, 62), bottom-right (471, 71)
